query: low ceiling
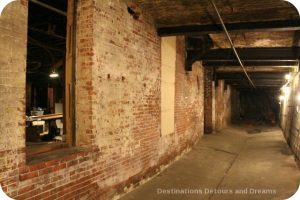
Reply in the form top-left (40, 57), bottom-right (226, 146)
top-left (134, 0), bottom-right (300, 89)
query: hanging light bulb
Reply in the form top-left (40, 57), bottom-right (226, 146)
top-left (49, 70), bottom-right (59, 78)
top-left (285, 74), bottom-right (291, 81)
top-left (279, 95), bottom-right (285, 101)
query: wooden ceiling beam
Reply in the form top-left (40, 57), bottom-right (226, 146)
top-left (216, 72), bottom-right (286, 79)
top-left (232, 85), bottom-right (282, 90)
top-left (203, 60), bottom-right (298, 67)
top-left (158, 19), bottom-right (300, 36)
top-left (215, 66), bottom-right (293, 73)
top-left (226, 79), bottom-right (284, 83)
top-left (201, 47), bottom-right (300, 60)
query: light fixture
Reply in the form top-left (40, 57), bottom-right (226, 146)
top-left (49, 70), bottom-right (59, 78)
top-left (285, 73), bottom-right (291, 81)
top-left (279, 95), bottom-right (285, 101)
top-left (297, 93), bottom-right (300, 102)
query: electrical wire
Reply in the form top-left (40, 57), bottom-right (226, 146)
top-left (210, 0), bottom-right (256, 88)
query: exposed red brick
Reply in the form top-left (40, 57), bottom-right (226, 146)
top-left (0, 1), bottom-right (206, 200)
top-left (39, 167), bottom-right (54, 176)
top-left (18, 184), bottom-right (35, 195)
top-left (19, 171), bottom-right (38, 181)
top-left (29, 163), bottom-right (46, 172)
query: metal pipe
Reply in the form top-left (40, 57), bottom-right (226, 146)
top-left (29, 0), bottom-right (67, 16)
top-left (210, 0), bottom-right (256, 88)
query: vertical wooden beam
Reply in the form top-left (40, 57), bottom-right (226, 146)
top-left (65, 0), bottom-right (74, 146)
top-left (47, 87), bottom-right (54, 113)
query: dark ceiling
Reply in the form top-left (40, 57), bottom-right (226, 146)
top-left (26, 0), bottom-right (300, 89)
top-left (134, 0), bottom-right (300, 89)
top-left (26, 0), bottom-right (67, 83)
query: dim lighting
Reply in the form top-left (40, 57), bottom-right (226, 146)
top-left (49, 71), bottom-right (59, 78)
top-left (297, 93), bottom-right (300, 102)
top-left (285, 74), bottom-right (292, 81)
top-left (279, 95), bottom-right (285, 101)
top-left (282, 86), bottom-right (291, 96)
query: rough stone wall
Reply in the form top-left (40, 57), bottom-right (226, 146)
top-left (214, 80), bottom-right (232, 131)
top-left (174, 37), bottom-right (204, 152)
top-left (280, 73), bottom-right (300, 162)
top-left (0, 1), bottom-right (204, 199)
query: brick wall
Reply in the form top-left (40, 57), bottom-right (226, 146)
top-left (0, 1), bottom-right (204, 199)
top-left (174, 37), bottom-right (204, 152)
top-left (204, 68), bottom-right (213, 133)
top-left (214, 80), bottom-right (232, 131)
top-left (280, 73), bottom-right (300, 163)
top-left (203, 76), bottom-right (232, 133)
top-left (75, 0), bottom-right (95, 146)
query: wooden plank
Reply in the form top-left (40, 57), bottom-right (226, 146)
top-left (30, 113), bottom-right (63, 121)
top-left (47, 87), bottom-right (54, 114)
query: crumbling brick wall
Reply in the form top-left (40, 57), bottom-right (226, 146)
top-left (214, 80), bottom-right (232, 131)
top-left (203, 68), bottom-right (213, 133)
top-left (0, 0), bottom-right (205, 199)
top-left (174, 37), bottom-right (204, 150)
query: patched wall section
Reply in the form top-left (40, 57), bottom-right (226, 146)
top-left (174, 37), bottom-right (204, 150)
top-left (161, 36), bottom-right (176, 136)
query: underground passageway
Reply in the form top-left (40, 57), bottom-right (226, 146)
top-left (120, 126), bottom-right (300, 200)
top-left (1, 1), bottom-right (300, 200)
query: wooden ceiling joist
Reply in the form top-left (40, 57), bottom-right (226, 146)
top-left (203, 60), bottom-right (298, 67)
top-left (158, 19), bottom-right (300, 36)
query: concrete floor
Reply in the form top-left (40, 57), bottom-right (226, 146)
top-left (119, 126), bottom-right (300, 200)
